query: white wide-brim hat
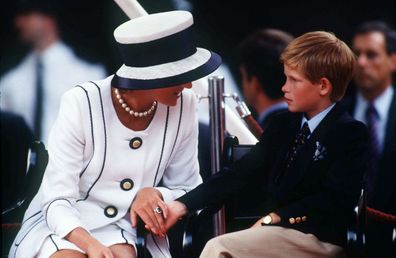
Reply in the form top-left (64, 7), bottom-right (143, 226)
top-left (111, 10), bottom-right (222, 90)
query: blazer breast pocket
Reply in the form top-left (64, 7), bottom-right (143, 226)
top-left (312, 141), bottom-right (327, 162)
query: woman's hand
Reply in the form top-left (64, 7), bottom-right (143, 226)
top-left (130, 187), bottom-right (168, 236)
top-left (66, 227), bottom-right (114, 258)
top-left (86, 239), bottom-right (114, 258)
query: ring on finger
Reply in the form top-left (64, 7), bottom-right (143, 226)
top-left (154, 206), bottom-right (163, 214)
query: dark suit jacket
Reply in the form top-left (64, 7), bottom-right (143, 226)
top-left (341, 90), bottom-right (396, 257)
top-left (178, 104), bottom-right (369, 247)
top-left (341, 90), bottom-right (396, 215)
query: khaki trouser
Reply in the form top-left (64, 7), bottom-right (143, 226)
top-left (200, 226), bottom-right (346, 258)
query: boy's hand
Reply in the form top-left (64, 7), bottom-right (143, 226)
top-left (164, 201), bottom-right (188, 231)
top-left (251, 212), bottom-right (281, 228)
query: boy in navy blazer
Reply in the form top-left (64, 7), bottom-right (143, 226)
top-left (154, 31), bottom-right (369, 257)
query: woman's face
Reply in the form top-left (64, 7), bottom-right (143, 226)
top-left (150, 83), bottom-right (193, 106)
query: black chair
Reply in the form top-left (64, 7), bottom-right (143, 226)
top-left (222, 136), bottom-right (263, 232)
top-left (2, 141), bottom-right (48, 257)
top-left (346, 188), bottom-right (367, 257)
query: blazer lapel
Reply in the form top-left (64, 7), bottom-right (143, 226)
top-left (274, 104), bottom-right (343, 196)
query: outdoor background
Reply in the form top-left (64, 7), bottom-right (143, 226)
top-left (1, 0), bottom-right (395, 89)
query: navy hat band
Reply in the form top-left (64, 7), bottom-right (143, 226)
top-left (117, 26), bottom-right (196, 67)
top-left (112, 51), bottom-right (222, 90)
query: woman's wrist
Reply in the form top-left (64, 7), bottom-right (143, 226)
top-left (66, 227), bottom-right (98, 252)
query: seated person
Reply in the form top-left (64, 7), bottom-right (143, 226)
top-left (162, 31), bottom-right (369, 258)
top-left (9, 10), bottom-right (221, 258)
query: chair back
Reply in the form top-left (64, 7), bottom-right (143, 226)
top-left (2, 141), bottom-right (48, 257)
top-left (222, 136), bottom-right (263, 231)
top-left (346, 188), bottom-right (367, 257)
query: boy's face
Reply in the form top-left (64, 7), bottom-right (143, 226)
top-left (282, 65), bottom-right (324, 117)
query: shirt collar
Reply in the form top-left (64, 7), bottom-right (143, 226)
top-left (356, 86), bottom-right (394, 121)
top-left (34, 41), bottom-right (72, 65)
top-left (301, 103), bottom-right (336, 133)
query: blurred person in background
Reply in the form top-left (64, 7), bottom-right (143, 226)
top-left (346, 20), bottom-right (396, 257)
top-left (0, 0), bottom-right (106, 142)
top-left (237, 28), bottom-right (293, 130)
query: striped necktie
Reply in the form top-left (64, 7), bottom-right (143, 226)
top-left (365, 102), bottom-right (380, 202)
top-left (286, 122), bottom-right (311, 169)
top-left (365, 102), bottom-right (380, 156)
top-left (275, 122), bottom-right (311, 183)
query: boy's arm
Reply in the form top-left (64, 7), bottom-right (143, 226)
top-left (176, 117), bottom-right (279, 214)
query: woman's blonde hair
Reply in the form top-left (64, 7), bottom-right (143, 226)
top-left (281, 31), bottom-right (356, 102)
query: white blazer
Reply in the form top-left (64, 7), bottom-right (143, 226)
top-left (9, 76), bottom-right (202, 258)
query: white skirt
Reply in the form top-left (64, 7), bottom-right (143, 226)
top-left (36, 223), bottom-right (136, 257)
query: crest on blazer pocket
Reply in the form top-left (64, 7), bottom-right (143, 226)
top-left (313, 141), bottom-right (327, 161)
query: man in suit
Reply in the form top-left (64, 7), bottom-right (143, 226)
top-left (150, 31), bottom-right (369, 257)
top-left (0, 0), bottom-right (106, 142)
top-left (347, 21), bottom-right (396, 257)
top-left (237, 29), bottom-right (293, 129)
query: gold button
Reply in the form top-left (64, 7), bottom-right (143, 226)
top-left (302, 216), bottom-right (307, 222)
top-left (120, 179), bottom-right (134, 191)
top-left (129, 137), bottom-right (142, 149)
top-left (104, 206), bottom-right (118, 218)
top-left (295, 217), bottom-right (301, 223)
top-left (289, 218), bottom-right (295, 224)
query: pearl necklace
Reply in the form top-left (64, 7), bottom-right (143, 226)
top-left (114, 88), bottom-right (157, 117)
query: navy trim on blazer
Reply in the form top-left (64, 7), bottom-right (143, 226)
top-left (111, 51), bottom-right (221, 90)
top-left (153, 107), bottom-right (170, 187)
top-left (166, 92), bottom-right (183, 167)
top-left (75, 85), bottom-right (95, 178)
top-left (121, 229), bottom-right (128, 244)
top-left (151, 106), bottom-right (172, 258)
top-left (13, 216), bottom-right (45, 258)
top-left (45, 198), bottom-right (72, 227)
top-left (49, 234), bottom-right (59, 251)
top-left (117, 26), bottom-right (196, 67)
top-left (151, 234), bottom-right (167, 257)
top-left (20, 210), bottom-right (41, 227)
top-left (78, 82), bottom-right (108, 202)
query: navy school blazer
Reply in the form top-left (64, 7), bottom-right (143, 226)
top-left (178, 103), bottom-right (370, 247)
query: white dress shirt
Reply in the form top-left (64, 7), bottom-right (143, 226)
top-left (0, 41), bottom-right (106, 142)
top-left (353, 86), bottom-right (394, 152)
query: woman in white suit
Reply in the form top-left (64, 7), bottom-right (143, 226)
top-left (9, 10), bottom-right (221, 258)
